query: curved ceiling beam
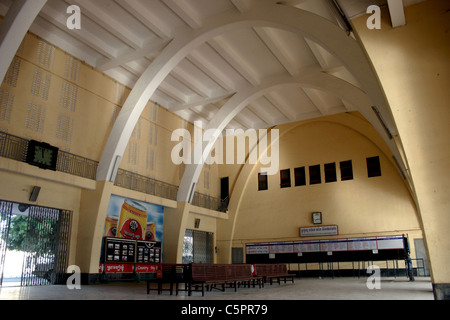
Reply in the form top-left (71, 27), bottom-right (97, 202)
top-left (0, 0), bottom-right (48, 84)
top-left (177, 69), bottom-right (404, 203)
top-left (96, 2), bottom-right (394, 182)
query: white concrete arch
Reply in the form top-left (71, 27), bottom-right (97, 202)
top-left (177, 69), bottom-right (406, 202)
top-left (96, 1), bottom-right (393, 183)
top-left (0, 0), bottom-right (48, 84)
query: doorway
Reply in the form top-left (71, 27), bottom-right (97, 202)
top-left (220, 177), bottom-right (229, 212)
top-left (182, 229), bottom-right (214, 264)
top-left (0, 200), bottom-right (71, 287)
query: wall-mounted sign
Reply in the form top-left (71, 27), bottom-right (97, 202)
top-left (312, 212), bottom-right (322, 224)
top-left (26, 140), bottom-right (59, 171)
top-left (300, 225), bottom-right (338, 237)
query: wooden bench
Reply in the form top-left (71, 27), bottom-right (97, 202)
top-left (146, 264), bottom-right (189, 295)
top-left (188, 264), bottom-right (263, 296)
top-left (253, 264), bottom-right (295, 285)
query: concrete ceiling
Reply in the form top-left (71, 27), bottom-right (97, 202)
top-left (0, 0), bottom-right (416, 187)
top-left (1, 0), bottom-right (366, 131)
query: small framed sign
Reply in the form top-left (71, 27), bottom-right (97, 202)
top-left (26, 140), bottom-right (59, 171)
top-left (312, 212), bottom-right (322, 224)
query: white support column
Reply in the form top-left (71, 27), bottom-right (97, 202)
top-left (0, 0), bottom-right (47, 84)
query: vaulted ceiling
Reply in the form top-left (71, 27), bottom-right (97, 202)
top-left (0, 0), bottom-right (417, 186)
top-left (0, 0), bottom-right (381, 130)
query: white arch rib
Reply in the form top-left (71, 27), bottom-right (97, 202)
top-left (96, 2), bottom-right (396, 183)
top-left (0, 0), bottom-right (48, 84)
top-left (177, 69), bottom-right (403, 202)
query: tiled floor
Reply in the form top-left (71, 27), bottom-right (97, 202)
top-left (0, 277), bottom-right (434, 300)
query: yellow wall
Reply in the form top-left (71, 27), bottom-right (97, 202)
top-left (0, 158), bottom-right (87, 267)
top-left (0, 30), bottom-right (220, 273)
top-left (351, 0), bottom-right (450, 287)
top-left (217, 113), bottom-right (422, 262)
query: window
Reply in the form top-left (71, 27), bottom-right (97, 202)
top-left (309, 165), bottom-right (321, 185)
top-left (294, 167), bottom-right (306, 186)
top-left (324, 162), bottom-right (337, 183)
top-left (367, 156), bottom-right (381, 177)
top-left (258, 172), bottom-right (268, 191)
top-left (280, 169), bottom-right (291, 188)
top-left (340, 160), bottom-right (353, 181)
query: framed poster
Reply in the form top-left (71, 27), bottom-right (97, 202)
top-left (104, 237), bottom-right (136, 263)
top-left (136, 241), bottom-right (162, 263)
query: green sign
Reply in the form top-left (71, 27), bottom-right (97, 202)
top-left (26, 140), bottom-right (59, 170)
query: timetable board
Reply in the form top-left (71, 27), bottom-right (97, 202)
top-left (246, 235), bottom-right (405, 254)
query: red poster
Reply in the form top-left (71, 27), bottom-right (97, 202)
top-left (102, 263), bottom-right (134, 273)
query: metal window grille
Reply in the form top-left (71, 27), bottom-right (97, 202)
top-left (182, 229), bottom-right (214, 264)
top-left (0, 201), bottom-right (71, 287)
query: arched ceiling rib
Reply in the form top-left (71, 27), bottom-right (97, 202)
top-left (0, 0), bottom-right (366, 130)
top-left (0, 0), bottom-right (406, 183)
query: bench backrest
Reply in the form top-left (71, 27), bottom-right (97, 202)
top-left (253, 264), bottom-right (288, 276)
top-left (190, 264), bottom-right (253, 282)
top-left (161, 264), bottom-right (189, 280)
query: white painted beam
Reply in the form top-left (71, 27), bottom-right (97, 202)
top-left (0, 0), bottom-right (47, 84)
top-left (70, 0), bottom-right (143, 49)
top-left (388, 0), bottom-right (406, 28)
top-left (39, 3), bottom-right (118, 59)
top-left (253, 27), bottom-right (298, 76)
top-left (177, 70), bottom-right (379, 202)
top-left (97, 39), bottom-right (170, 71)
top-left (162, 0), bottom-right (202, 29)
top-left (96, 2), bottom-right (400, 183)
top-left (115, 0), bottom-right (173, 40)
top-left (170, 92), bottom-right (234, 112)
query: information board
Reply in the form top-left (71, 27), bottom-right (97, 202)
top-left (269, 242), bottom-right (294, 254)
top-left (136, 241), bottom-right (162, 263)
top-left (104, 237), bottom-right (136, 263)
top-left (320, 239), bottom-right (348, 252)
top-left (246, 235), bottom-right (405, 255)
top-left (347, 237), bottom-right (377, 251)
top-left (376, 235), bottom-right (404, 250)
top-left (103, 237), bottom-right (162, 264)
top-left (293, 240), bottom-right (320, 253)
top-left (246, 243), bottom-right (270, 255)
